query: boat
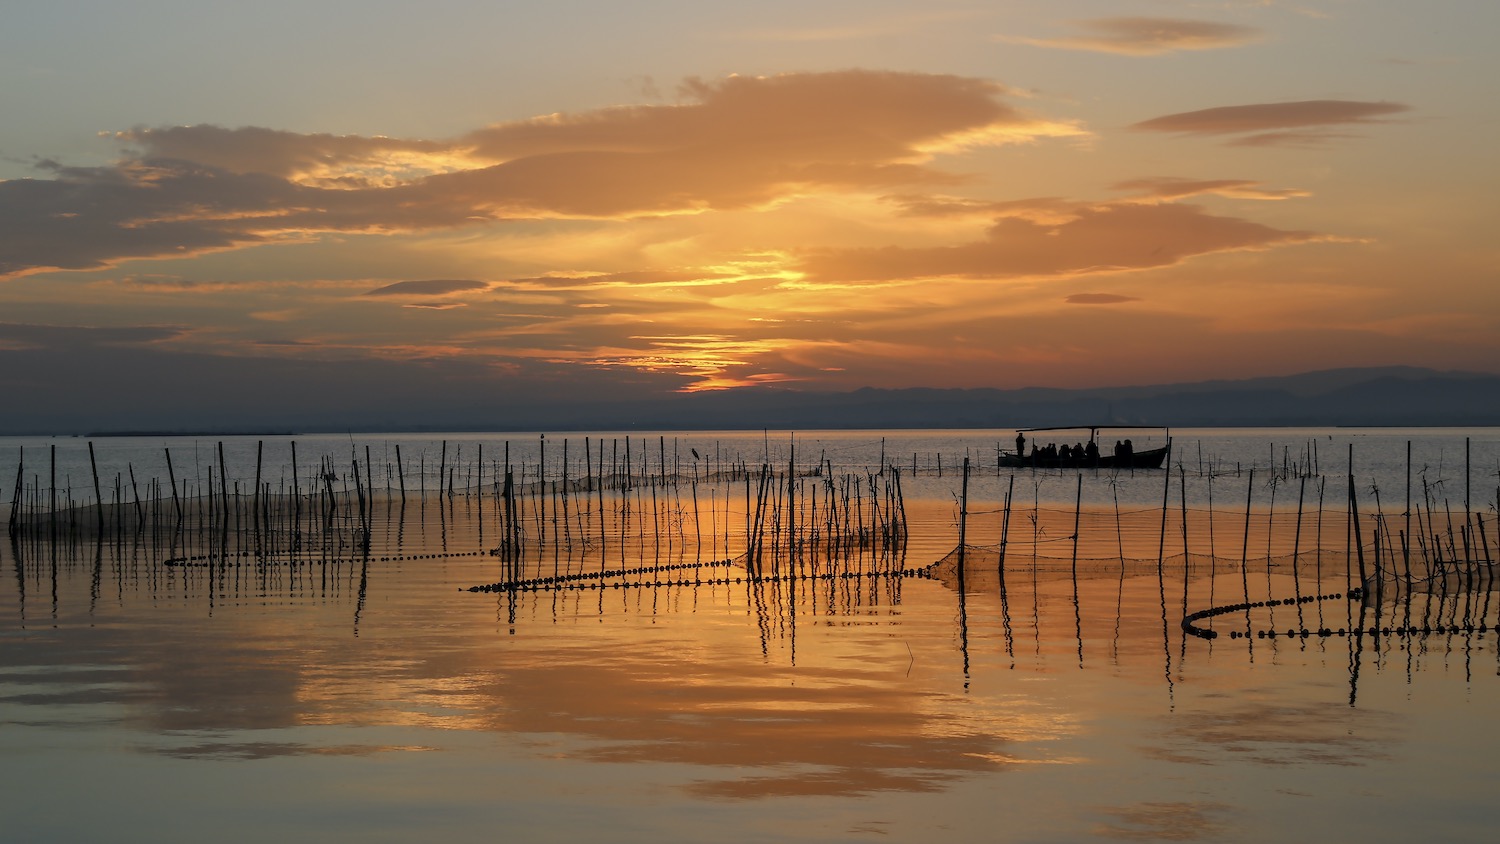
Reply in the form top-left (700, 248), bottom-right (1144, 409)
top-left (997, 425), bottom-right (1170, 469)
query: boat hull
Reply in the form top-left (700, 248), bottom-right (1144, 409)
top-left (997, 445), bottom-right (1169, 470)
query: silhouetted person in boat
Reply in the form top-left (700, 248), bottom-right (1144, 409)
top-left (1085, 440), bottom-right (1099, 463)
top-left (1016, 432), bottom-right (1026, 457)
top-left (1060, 444), bottom-right (1072, 460)
top-left (1122, 439), bottom-right (1134, 463)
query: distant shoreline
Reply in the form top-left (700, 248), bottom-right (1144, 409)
top-left (13, 422), bottom-right (1494, 439)
top-left (83, 430), bottom-right (298, 438)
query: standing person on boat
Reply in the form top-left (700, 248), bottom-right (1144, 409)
top-left (1016, 432), bottom-right (1026, 457)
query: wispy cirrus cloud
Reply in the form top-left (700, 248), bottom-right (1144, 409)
top-left (1003, 17), bottom-right (1261, 56)
top-left (1131, 100), bottom-right (1409, 146)
top-left (363, 279), bottom-right (490, 297)
top-left (0, 322), bottom-right (186, 350)
top-left (1, 72), bottom-right (1081, 281)
top-left (112, 125), bottom-right (457, 188)
top-left (499, 270), bottom-right (737, 291)
top-left (1065, 293), bottom-right (1140, 305)
top-left (1109, 177), bottom-right (1310, 201)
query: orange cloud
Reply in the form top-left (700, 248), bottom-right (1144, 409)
top-left (2, 71), bottom-right (1070, 280)
top-left (1006, 17), bottom-right (1260, 56)
top-left (1130, 100), bottom-right (1409, 146)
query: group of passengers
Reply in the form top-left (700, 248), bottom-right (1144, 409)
top-left (1014, 433), bottom-right (1134, 463)
top-left (1031, 440), bottom-right (1100, 461)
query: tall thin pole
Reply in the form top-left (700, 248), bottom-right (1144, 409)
top-left (217, 442), bottom-right (229, 520)
top-left (1349, 444), bottom-right (1368, 591)
top-left (395, 444), bottom-right (406, 503)
top-left (165, 447), bottom-right (181, 521)
top-left (49, 444), bottom-right (57, 536)
top-left (290, 440), bottom-right (300, 539)
top-left (1071, 471), bottom-right (1083, 580)
top-left (88, 441), bottom-right (103, 533)
top-left (1157, 440), bottom-right (1172, 575)
top-left (6, 448), bottom-right (20, 537)
top-left (957, 457), bottom-right (970, 579)
top-left (1241, 468), bottom-right (1254, 637)
top-left (253, 440), bottom-right (264, 534)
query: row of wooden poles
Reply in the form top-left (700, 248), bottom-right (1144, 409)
top-left (939, 440), bottom-right (1498, 640)
top-left (6, 432), bottom-right (1458, 544)
top-left (7, 441), bottom-right (381, 560)
top-left (9, 435), bottom-right (1493, 598)
top-left (483, 448), bottom-right (911, 591)
top-left (4, 438), bottom-right (911, 586)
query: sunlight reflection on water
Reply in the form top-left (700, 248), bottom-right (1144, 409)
top-left (2, 428), bottom-right (1499, 842)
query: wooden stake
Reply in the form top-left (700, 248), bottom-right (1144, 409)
top-left (88, 441), bottom-right (103, 533)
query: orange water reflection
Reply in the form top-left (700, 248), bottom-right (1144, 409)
top-left (3, 495), bottom-right (1499, 841)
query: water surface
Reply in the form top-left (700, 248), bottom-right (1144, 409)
top-left (3, 429), bottom-right (1498, 842)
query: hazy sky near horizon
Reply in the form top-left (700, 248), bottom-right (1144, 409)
top-left (3, 0), bottom-right (1497, 414)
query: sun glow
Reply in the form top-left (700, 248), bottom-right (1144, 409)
top-left (915, 118), bottom-right (1092, 155)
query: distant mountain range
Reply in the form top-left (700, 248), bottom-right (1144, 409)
top-left (555, 366), bottom-right (1500, 431)
top-left (32, 366), bottom-right (1500, 436)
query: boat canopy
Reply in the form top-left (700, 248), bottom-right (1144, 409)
top-left (1013, 425), bottom-right (1169, 443)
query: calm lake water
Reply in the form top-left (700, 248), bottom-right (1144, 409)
top-left (3, 428), bottom-right (1498, 842)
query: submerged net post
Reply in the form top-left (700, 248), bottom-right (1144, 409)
top-left (164, 447), bottom-right (181, 522)
top-left (128, 462), bottom-right (143, 526)
top-left (217, 442), bottom-right (229, 524)
top-left (88, 441), bottom-right (103, 535)
top-left (254, 440), bottom-right (266, 541)
top-left (290, 440), bottom-right (301, 545)
top-left (365, 446), bottom-right (375, 520)
top-left (1349, 444), bottom-right (1368, 593)
top-left (7, 448), bottom-right (21, 538)
top-left (1157, 440), bottom-right (1171, 576)
top-left (957, 457), bottom-right (970, 580)
top-left (1069, 469), bottom-right (1083, 579)
top-left (395, 444), bottom-right (406, 504)
top-left (999, 473), bottom-right (1014, 579)
top-left (1240, 468), bottom-right (1254, 637)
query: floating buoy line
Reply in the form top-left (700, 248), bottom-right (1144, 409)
top-left (1183, 586), bottom-right (1495, 640)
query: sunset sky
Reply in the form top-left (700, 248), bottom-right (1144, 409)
top-left (2, 1), bottom-right (1497, 428)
